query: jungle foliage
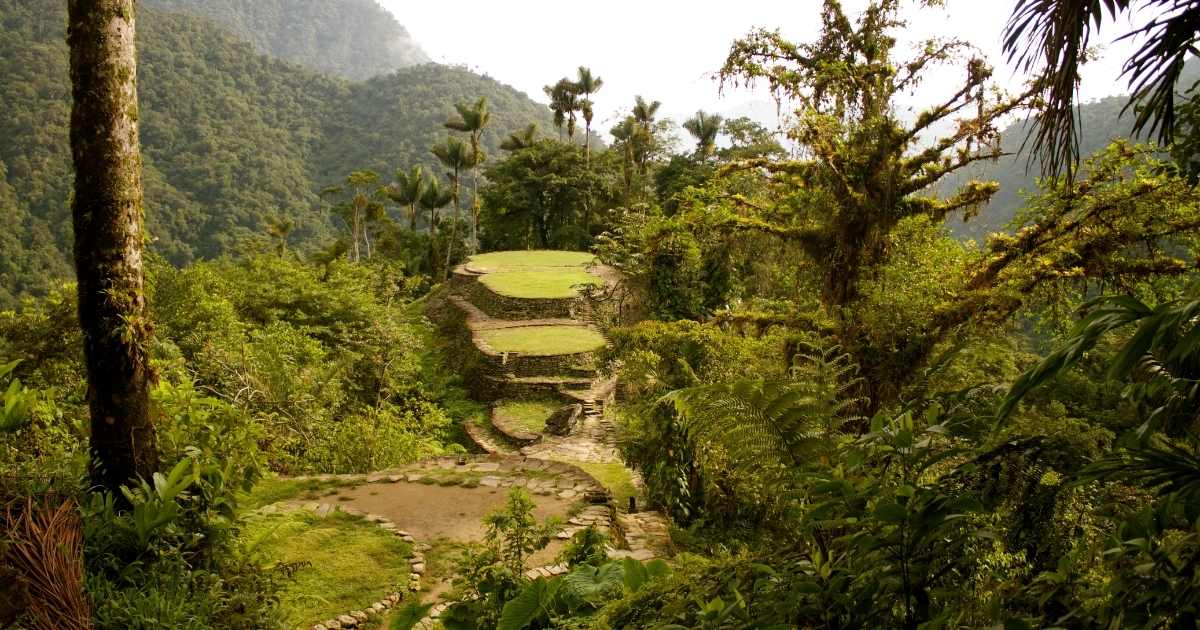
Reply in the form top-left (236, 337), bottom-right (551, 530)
top-left (6, 0), bottom-right (1200, 627)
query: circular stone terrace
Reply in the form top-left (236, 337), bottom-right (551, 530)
top-left (455, 250), bottom-right (615, 363)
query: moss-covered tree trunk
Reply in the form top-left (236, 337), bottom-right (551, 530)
top-left (67, 0), bottom-right (158, 493)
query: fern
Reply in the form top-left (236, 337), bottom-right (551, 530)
top-left (662, 343), bottom-right (866, 470)
top-left (1078, 439), bottom-right (1200, 506)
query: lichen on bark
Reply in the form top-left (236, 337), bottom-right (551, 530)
top-left (67, 0), bottom-right (158, 493)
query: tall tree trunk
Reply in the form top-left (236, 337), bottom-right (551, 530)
top-left (409, 202), bottom-right (418, 232)
top-left (471, 163), bottom-right (480, 251)
top-left (444, 173), bottom-right (460, 279)
top-left (584, 117), bottom-right (592, 166)
top-left (428, 206), bottom-right (439, 277)
top-left (351, 207), bottom-right (362, 262)
top-left (68, 0), bottom-right (158, 494)
top-left (363, 221), bottom-right (372, 260)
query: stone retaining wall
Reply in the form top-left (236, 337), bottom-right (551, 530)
top-left (478, 375), bottom-right (593, 402)
top-left (458, 273), bottom-right (588, 321)
top-left (478, 342), bottom-right (598, 379)
top-left (489, 406), bottom-right (544, 447)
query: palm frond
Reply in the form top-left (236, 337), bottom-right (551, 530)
top-left (999, 288), bottom-right (1200, 425)
top-left (1004, 0), bottom-right (1200, 177)
top-left (1078, 438), bottom-right (1200, 505)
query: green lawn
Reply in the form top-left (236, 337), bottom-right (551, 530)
top-left (467, 250), bottom-right (596, 272)
top-left (241, 510), bottom-right (411, 627)
top-left (494, 399), bottom-right (561, 434)
top-left (568, 461), bottom-right (640, 509)
top-left (478, 326), bottom-right (606, 355)
top-left (478, 269), bottom-right (602, 299)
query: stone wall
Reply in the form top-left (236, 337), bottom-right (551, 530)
top-left (480, 343), bottom-right (597, 379)
top-left (458, 275), bottom-right (588, 321)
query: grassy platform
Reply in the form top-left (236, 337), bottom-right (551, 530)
top-left (494, 398), bottom-right (561, 434)
top-left (572, 461), bottom-right (639, 509)
top-left (478, 269), bottom-right (601, 299)
top-left (478, 325), bottom-right (606, 356)
top-left (241, 510), bottom-right (411, 627)
top-left (467, 250), bottom-right (596, 272)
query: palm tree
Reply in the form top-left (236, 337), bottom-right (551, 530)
top-left (431, 137), bottom-right (474, 278)
top-left (610, 117), bottom-right (638, 205)
top-left (389, 165), bottom-right (426, 231)
top-left (575, 66), bottom-right (604, 163)
top-left (632, 95), bottom-right (661, 129)
top-left (632, 95), bottom-right (662, 174)
top-left (419, 178), bottom-right (454, 276)
top-left (501, 123), bottom-right (540, 152)
top-left (545, 85), bottom-right (568, 140)
top-left (444, 97), bottom-right (490, 248)
top-left (1003, 0), bottom-right (1200, 177)
top-left (683, 110), bottom-right (724, 160)
top-left (322, 170), bottom-right (382, 262)
top-left (545, 79), bottom-right (581, 142)
top-left (266, 216), bottom-right (294, 257)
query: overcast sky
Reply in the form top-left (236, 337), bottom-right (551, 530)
top-left (379, 0), bottom-right (1144, 138)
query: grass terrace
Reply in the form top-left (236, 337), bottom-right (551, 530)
top-left (466, 250), bottom-right (597, 272)
top-left (478, 325), bottom-right (607, 356)
top-left (241, 510), bottom-right (411, 627)
top-left (478, 269), bottom-right (602, 299)
top-left (494, 398), bottom-right (561, 433)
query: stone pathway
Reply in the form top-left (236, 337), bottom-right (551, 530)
top-left (407, 255), bottom-right (676, 628)
top-left (520, 408), bottom-right (621, 464)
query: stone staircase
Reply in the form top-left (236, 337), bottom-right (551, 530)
top-left (417, 253), bottom-right (674, 626)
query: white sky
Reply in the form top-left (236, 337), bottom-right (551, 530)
top-left (379, 0), bottom-right (1144, 138)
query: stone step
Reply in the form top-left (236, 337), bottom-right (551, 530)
top-left (614, 510), bottom-right (674, 561)
top-left (462, 420), bottom-right (516, 455)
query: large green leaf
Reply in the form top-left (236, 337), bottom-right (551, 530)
top-left (0, 359), bottom-right (31, 433)
top-left (498, 578), bottom-right (553, 630)
top-left (389, 602), bottom-right (434, 630)
top-left (621, 557), bottom-right (648, 592)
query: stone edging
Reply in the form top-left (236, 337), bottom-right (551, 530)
top-left (278, 456), bottom-right (622, 630)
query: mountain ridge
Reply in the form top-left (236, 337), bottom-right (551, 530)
top-left (0, 0), bottom-right (552, 307)
top-left (142, 0), bottom-right (430, 81)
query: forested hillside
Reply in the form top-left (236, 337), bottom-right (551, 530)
top-left (143, 0), bottom-right (429, 80)
top-left (0, 0), bottom-right (551, 308)
top-left (939, 96), bottom-right (1143, 239)
top-left (942, 59), bottom-right (1200, 239)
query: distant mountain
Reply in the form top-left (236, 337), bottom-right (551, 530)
top-left (143, 0), bottom-right (429, 81)
top-left (0, 0), bottom-right (551, 307)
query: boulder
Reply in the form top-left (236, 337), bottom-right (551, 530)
top-left (545, 403), bottom-right (583, 436)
